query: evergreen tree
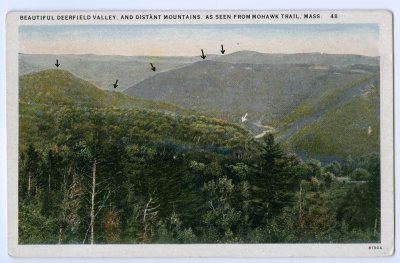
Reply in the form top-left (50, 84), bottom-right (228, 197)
top-left (251, 134), bottom-right (301, 225)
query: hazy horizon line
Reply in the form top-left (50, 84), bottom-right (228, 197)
top-left (18, 50), bottom-right (380, 58)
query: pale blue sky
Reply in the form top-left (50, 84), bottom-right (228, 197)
top-left (19, 24), bottom-right (379, 56)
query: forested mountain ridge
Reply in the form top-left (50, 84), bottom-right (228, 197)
top-left (19, 69), bottom-right (182, 112)
top-left (123, 57), bottom-right (379, 160)
top-left (124, 60), bottom-right (376, 124)
top-left (280, 78), bottom-right (380, 160)
top-left (19, 68), bottom-right (380, 245)
top-left (19, 69), bottom-right (255, 155)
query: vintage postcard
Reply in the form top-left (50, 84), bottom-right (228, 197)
top-left (6, 10), bottom-right (394, 257)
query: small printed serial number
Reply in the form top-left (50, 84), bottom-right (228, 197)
top-left (368, 245), bottom-right (383, 250)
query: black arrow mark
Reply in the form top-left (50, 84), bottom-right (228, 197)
top-left (113, 80), bottom-right (118, 89)
top-left (55, 59), bottom-right (60, 67)
top-left (200, 49), bottom-right (206, 59)
top-left (220, 45), bottom-right (225, 54)
top-left (150, 63), bottom-right (156, 72)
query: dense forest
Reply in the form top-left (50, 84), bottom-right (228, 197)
top-left (18, 69), bottom-right (380, 244)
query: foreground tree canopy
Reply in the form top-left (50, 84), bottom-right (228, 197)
top-left (18, 69), bottom-right (380, 244)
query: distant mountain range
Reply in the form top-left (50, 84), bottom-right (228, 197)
top-left (19, 51), bottom-right (379, 91)
top-left (213, 51), bottom-right (379, 66)
top-left (19, 53), bottom-right (199, 91)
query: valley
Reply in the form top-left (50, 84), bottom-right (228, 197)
top-left (20, 51), bottom-right (380, 161)
top-left (18, 52), bottom-right (381, 244)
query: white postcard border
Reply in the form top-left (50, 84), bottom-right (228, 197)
top-left (6, 10), bottom-right (394, 257)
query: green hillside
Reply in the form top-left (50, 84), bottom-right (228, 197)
top-left (20, 69), bottom-right (182, 112)
top-left (270, 72), bottom-right (379, 159)
top-left (284, 82), bottom-right (379, 158)
top-left (19, 69), bottom-right (253, 152)
top-left (18, 68), bottom-right (380, 245)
